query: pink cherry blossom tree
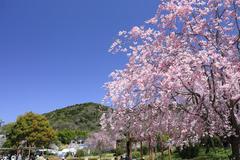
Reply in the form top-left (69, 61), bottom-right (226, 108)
top-left (100, 107), bottom-right (143, 159)
top-left (105, 0), bottom-right (240, 159)
top-left (86, 130), bottom-right (116, 153)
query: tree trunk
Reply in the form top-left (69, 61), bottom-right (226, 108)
top-left (135, 142), bottom-right (137, 152)
top-left (16, 148), bottom-right (19, 160)
top-left (159, 137), bottom-right (164, 160)
top-left (28, 146), bottom-right (31, 160)
top-left (230, 136), bottom-right (240, 160)
top-left (41, 146), bottom-right (44, 157)
top-left (148, 140), bottom-right (153, 160)
top-left (127, 139), bottom-right (132, 160)
top-left (140, 141), bottom-right (143, 160)
top-left (153, 146), bottom-right (156, 160)
top-left (229, 104), bottom-right (240, 160)
top-left (168, 146), bottom-right (172, 160)
top-left (160, 137), bottom-right (164, 160)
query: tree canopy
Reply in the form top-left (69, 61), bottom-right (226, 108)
top-left (57, 129), bottom-right (88, 144)
top-left (6, 112), bottom-right (56, 148)
top-left (103, 0), bottom-right (240, 159)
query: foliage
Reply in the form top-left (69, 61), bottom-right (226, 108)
top-left (196, 148), bottom-right (231, 160)
top-left (2, 139), bottom-right (12, 148)
top-left (57, 129), bottom-right (75, 144)
top-left (57, 129), bottom-right (88, 144)
top-left (132, 151), bottom-right (141, 159)
top-left (6, 112), bottom-right (56, 148)
top-left (44, 103), bottom-right (109, 131)
top-left (0, 122), bottom-right (15, 135)
top-left (200, 136), bottom-right (225, 154)
top-left (176, 144), bottom-right (200, 159)
top-left (75, 150), bottom-right (86, 157)
top-left (113, 139), bottom-right (126, 156)
top-left (137, 145), bottom-right (148, 156)
top-left (90, 149), bottom-right (102, 156)
top-left (154, 147), bottom-right (230, 160)
top-left (1, 123), bottom-right (16, 147)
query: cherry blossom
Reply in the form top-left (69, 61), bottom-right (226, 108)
top-left (104, 0), bottom-right (240, 159)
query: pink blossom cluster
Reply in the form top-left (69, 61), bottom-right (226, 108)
top-left (86, 130), bottom-right (116, 151)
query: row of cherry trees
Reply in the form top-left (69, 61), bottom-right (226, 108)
top-left (98, 0), bottom-right (240, 159)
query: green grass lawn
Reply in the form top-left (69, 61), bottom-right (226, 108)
top-left (151, 147), bottom-right (231, 160)
top-left (67, 148), bottom-right (231, 160)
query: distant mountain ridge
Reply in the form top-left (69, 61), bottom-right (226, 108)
top-left (44, 102), bottom-right (109, 131)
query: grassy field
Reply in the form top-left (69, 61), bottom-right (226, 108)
top-left (59, 148), bottom-right (232, 160)
top-left (147, 148), bottom-right (231, 160)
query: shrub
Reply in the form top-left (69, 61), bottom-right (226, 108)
top-left (137, 145), bottom-right (148, 155)
top-left (201, 136), bottom-right (224, 153)
top-left (132, 151), bottom-right (141, 159)
top-left (90, 149), bottom-right (102, 156)
top-left (114, 146), bottom-right (125, 156)
top-left (176, 144), bottom-right (200, 159)
top-left (45, 151), bottom-right (55, 156)
top-left (76, 150), bottom-right (85, 157)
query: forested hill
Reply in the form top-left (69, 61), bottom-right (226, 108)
top-left (44, 102), bottom-right (109, 131)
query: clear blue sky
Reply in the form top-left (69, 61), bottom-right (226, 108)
top-left (0, 0), bottom-right (158, 123)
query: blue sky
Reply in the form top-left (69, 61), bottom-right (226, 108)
top-left (0, 0), bottom-right (158, 123)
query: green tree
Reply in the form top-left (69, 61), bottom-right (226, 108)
top-left (57, 129), bottom-right (75, 144)
top-left (1, 123), bottom-right (16, 147)
top-left (57, 129), bottom-right (88, 144)
top-left (7, 112), bottom-right (56, 148)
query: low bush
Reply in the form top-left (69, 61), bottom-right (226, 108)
top-left (76, 150), bottom-right (86, 157)
top-left (132, 151), bottom-right (141, 159)
top-left (115, 147), bottom-right (125, 156)
top-left (176, 144), bottom-right (200, 159)
top-left (137, 145), bottom-right (148, 155)
top-left (90, 149), bottom-right (103, 156)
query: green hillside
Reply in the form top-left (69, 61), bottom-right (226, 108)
top-left (44, 102), bottom-right (109, 131)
